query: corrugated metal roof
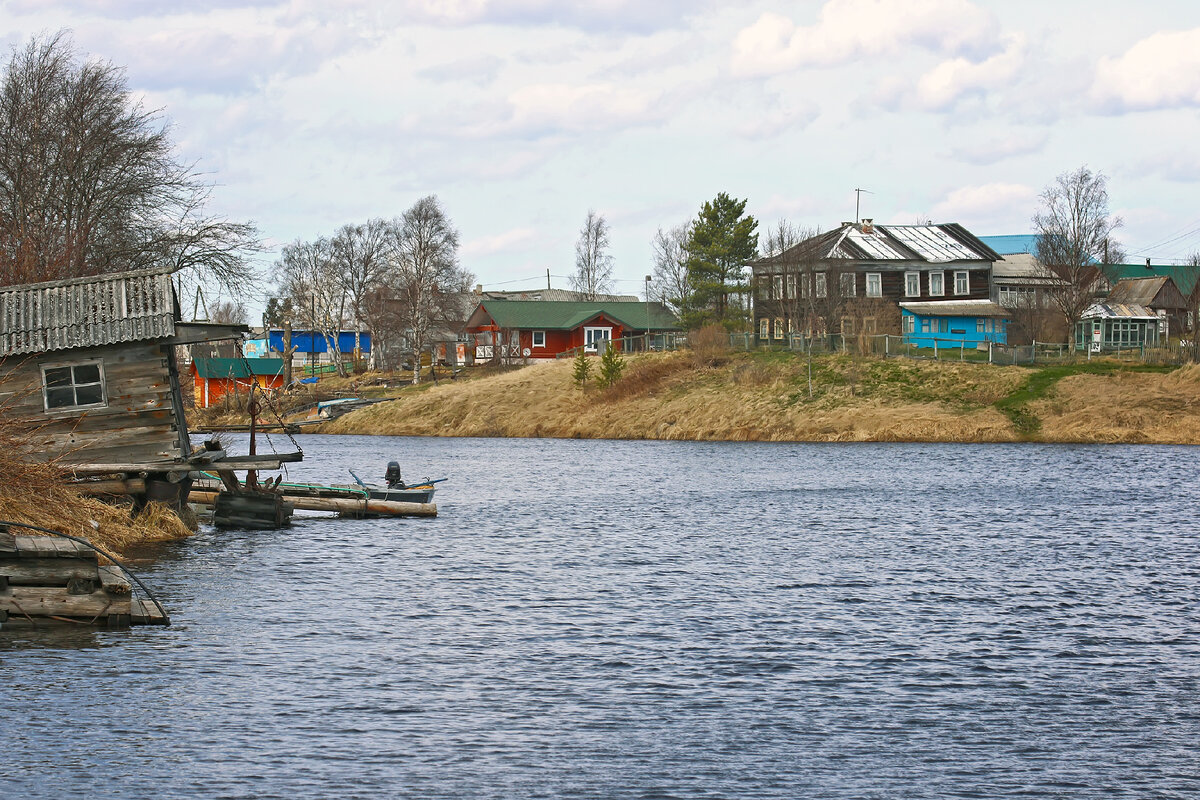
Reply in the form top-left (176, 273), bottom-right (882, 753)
top-left (468, 300), bottom-right (680, 331)
top-left (0, 267), bottom-right (178, 356)
top-left (758, 222), bottom-right (998, 267)
top-left (899, 300), bottom-right (1011, 318)
top-left (193, 357), bottom-right (285, 379)
top-left (1105, 276), bottom-right (1182, 308)
top-left (1082, 302), bottom-right (1158, 320)
top-left (978, 234), bottom-right (1040, 256)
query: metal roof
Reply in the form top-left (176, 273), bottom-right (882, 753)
top-left (192, 357), bottom-right (285, 379)
top-left (756, 222), bottom-right (998, 268)
top-left (1081, 302), bottom-right (1158, 320)
top-left (467, 300), bottom-right (680, 331)
top-left (1101, 263), bottom-right (1199, 296)
top-left (1106, 276), bottom-right (1185, 309)
top-left (0, 267), bottom-right (179, 356)
top-left (978, 234), bottom-right (1040, 256)
top-left (898, 300), bottom-right (1011, 318)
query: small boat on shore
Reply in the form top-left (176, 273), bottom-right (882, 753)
top-left (344, 462), bottom-right (444, 505)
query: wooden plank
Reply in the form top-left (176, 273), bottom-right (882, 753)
top-left (0, 558), bottom-right (100, 586)
top-left (65, 453), bottom-right (301, 474)
top-left (97, 565), bottom-right (131, 596)
top-left (129, 597), bottom-right (167, 625)
top-left (73, 478), bottom-right (147, 495)
top-left (1, 586), bottom-right (131, 618)
top-left (189, 489), bottom-right (437, 517)
top-left (13, 536), bottom-right (97, 560)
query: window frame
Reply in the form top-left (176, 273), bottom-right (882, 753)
top-left (929, 271), bottom-right (945, 297)
top-left (41, 359), bottom-right (108, 413)
top-left (759, 317), bottom-right (770, 339)
top-left (773, 318), bottom-right (785, 340)
top-left (815, 272), bottom-right (827, 298)
top-left (866, 272), bottom-right (882, 298)
top-left (840, 272), bottom-right (856, 298)
top-left (532, 330), bottom-right (546, 348)
top-left (954, 270), bottom-right (970, 295)
top-left (905, 271), bottom-right (921, 298)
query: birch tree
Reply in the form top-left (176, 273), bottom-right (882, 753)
top-left (651, 222), bottom-right (690, 315)
top-left (274, 236), bottom-right (351, 376)
top-left (571, 210), bottom-right (613, 301)
top-left (389, 195), bottom-right (470, 385)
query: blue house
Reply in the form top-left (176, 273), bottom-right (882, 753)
top-left (266, 330), bottom-right (371, 357)
top-left (900, 300), bottom-right (1010, 347)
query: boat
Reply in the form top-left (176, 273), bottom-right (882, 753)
top-left (343, 462), bottom-right (445, 506)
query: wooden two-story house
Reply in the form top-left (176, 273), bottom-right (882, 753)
top-left (750, 220), bottom-right (1003, 342)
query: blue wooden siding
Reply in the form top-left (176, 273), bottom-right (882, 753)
top-left (901, 309), bottom-right (1007, 347)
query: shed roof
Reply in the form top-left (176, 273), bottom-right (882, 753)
top-left (1101, 263), bottom-right (1199, 296)
top-left (1081, 302), bottom-right (1158, 320)
top-left (899, 300), bottom-right (1011, 318)
top-left (467, 300), bottom-right (680, 331)
top-left (0, 266), bottom-right (179, 356)
top-left (192, 357), bottom-right (285, 379)
top-left (1106, 276), bottom-right (1186, 309)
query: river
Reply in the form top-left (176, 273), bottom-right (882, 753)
top-left (2, 435), bottom-right (1199, 798)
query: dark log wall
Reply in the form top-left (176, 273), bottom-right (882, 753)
top-left (0, 341), bottom-right (184, 464)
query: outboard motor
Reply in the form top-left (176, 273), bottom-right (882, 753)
top-left (384, 461), bottom-right (404, 488)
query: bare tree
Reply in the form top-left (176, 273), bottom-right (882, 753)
top-left (331, 218), bottom-right (390, 363)
top-left (388, 196), bottom-right (472, 385)
top-left (571, 210), bottom-right (613, 301)
top-left (651, 222), bottom-right (689, 315)
top-left (1033, 166), bottom-right (1122, 338)
top-left (1179, 252), bottom-right (1200, 362)
top-left (274, 236), bottom-right (351, 376)
top-left (0, 32), bottom-right (257, 290)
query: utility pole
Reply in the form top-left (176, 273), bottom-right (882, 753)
top-left (547, 268), bottom-right (551, 290)
top-left (645, 275), bottom-right (652, 351)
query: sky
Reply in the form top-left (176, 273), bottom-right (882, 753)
top-left (3, 0), bottom-right (1200, 315)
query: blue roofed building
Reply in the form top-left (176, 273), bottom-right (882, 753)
top-left (899, 299), bottom-right (1010, 348)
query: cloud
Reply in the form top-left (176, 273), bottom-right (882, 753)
top-left (387, 0), bottom-right (708, 33)
top-left (417, 54), bottom-right (505, 86)
top-left (1092, 28), bottom-right (1200, 112)
top-left (930, 182), bottom-right (1037, 226)
top-left (950, 129), bottom-right (1049, 165)
top-left (499, 81), bottom-right (667, 136)
top-left (462, 226), bottom-right (539, 257)
top-left (731, 0), bottom-right (999, 77)
top-left (913, 35), bottom-right (1025, 110)
top-left (735, 102), bottom-right (819, 139)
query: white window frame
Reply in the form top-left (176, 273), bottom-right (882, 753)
top-left (815, 272), bottom-right (827, 298)
top-left (773, 318), bottom-right (784, 340)
top-left (772, 274), bottom-right (783, 299)
top-left (41, 359), bottom-right (107, 413)
top-left (532, 330), bottom-right (546, 348)
top-left (584, 326), bottom-right (612, 352)
top-left (866, 272), bottom-right (882, 298)
top-left (786, 274), bottom-right (796, 300)
top-left (905, 271), bottom-right (920, 298)
top-left (759, 317), bottom-right (770, 339)
top-left (929, 271), bottom-right (945, 297)
top-left (904, 314), bottom-right (915, 334)
top-left (954, 270), bottom-right (969, 295)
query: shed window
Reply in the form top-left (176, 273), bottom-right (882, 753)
top-left (42, 360), bottom-right (107, 411)
top-left (532, 330), bottom-right (546, 348)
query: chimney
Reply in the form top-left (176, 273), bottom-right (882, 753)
top-left (861, 218), bottom-right (874, 234)
top-left (1145, 258), bottom-right (1152, 270)
top-left (475, 284), bottom-right (483, 295)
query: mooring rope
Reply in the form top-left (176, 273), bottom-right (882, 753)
top-left (0, 520), bottom-right (170, 626)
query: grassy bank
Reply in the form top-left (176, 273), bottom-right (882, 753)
top-left (320, 351), bottom-right (1200, 444)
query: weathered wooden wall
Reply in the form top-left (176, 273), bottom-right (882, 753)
top-left (0, 340), bottom-right (185, 464)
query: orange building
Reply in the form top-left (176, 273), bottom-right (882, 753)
top-left (191, 357), bottom-right (285, 408)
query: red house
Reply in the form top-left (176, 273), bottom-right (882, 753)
top-left (191, 357), bottom-right (285, 408)
top-left (465, 299), bottom-right (680, 360)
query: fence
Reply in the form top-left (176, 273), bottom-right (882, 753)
top-left (727, 332), bottom-right (1194, 366)
top-left (556, 332), bottom-right (686, 360)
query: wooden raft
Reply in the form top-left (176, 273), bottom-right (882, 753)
top-left (0, 532), bottom-right (166, 627)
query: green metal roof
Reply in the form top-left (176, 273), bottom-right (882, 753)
top-left (193, 357), bottom-right (284, 379)
top-left (471, 300), bottom-right (681, 331)
top-left (1102, 263), bottom-right (1199, 296)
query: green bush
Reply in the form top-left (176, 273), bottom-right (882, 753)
top-left (598, 343), bottom-right (625, 388)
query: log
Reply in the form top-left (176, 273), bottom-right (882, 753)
top-left (188, 490), bottom-right (437, 517)
top-left (1, 586), bottom-right (131, 618)
top-left (73, 478), bottom-right (147, 495)
top-left (0, 558), bottom-right (100, 586)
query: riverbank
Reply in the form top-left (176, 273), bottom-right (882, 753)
top-left (321, 350), bottom-right (1200, 444)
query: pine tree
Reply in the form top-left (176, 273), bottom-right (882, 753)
top-left (572, 348), bottom-right (592, 389)
top-left (683, 192), bottom-right (759, 331)
top-left (598, 342), bottom-right (625, 388)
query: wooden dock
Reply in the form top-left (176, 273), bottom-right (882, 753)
top-left (189, 478), bottom-right (437, 518)
top-left (0, 531), bottom-right (167, 627)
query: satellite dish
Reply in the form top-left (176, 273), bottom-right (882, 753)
top-left (522, 348), bottom-right (531, 357)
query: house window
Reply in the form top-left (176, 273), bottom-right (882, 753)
top-left (786, 274), bottom-right (796, 300)
top-left (772, 275), bottom-right (783, 299)
top-left (759, 317), bottom-right (770, 339)
top-left (866, 272), bottom-right (882, 298)
top-left (929, 271), bottom-right (944, 296)
top-left (954, 271), bottom-right (969, 295)
top-left (584, 327), bottom-right (612, 351)
top-left (774, 318), bottom-right (784, 340)
top-left (815, 273), bottom-right (827, 298)
top-left (905, 272), bottom-right (920, 297)
top-left (840, 317), bottom-right (855, 335)
top-left (532, 330), bottom-right (546, 348)
top-left (840, 273), bottom-right (856, 297)
top-left (938, 319), bottom-right (949, 333)
top-left (800, 274), bottom-right (810, 298)
top-left (976, 319), bottom-right (985, 333)
top-left (921, 319), bottom-right (930, 333)
top-left (42, 360), bottom-right (107, 411)
top-left (904, 315), bottom-right (915, 334)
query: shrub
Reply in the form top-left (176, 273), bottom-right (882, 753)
top-left (572, 349), bottom-right (592, 388)
top-left (598, 343), bottom-right (626, 388)
top-left (690, 324), bottom-right (731, 367)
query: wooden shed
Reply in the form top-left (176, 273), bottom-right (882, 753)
top-left (0, 267), bottom-right (283, 506)
top-left (192, 357), bottom-right (285, 408)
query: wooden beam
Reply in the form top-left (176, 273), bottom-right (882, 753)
top-left (188, 490), bottom-right (437, 518)
top-left (73, 478), bottom-right (147, 495)
top-left (1, 586), bottom-right (131, 618)
top-left (63, 452), bottom-right (302, 475)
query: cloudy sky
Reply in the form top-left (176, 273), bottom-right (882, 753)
top-left (3, 0), bottom-right (1199, 309)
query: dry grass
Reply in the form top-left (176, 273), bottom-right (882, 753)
top-left (0, 411), bottom-right (195, 553)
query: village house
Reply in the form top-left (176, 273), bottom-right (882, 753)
top-left (191, 357), bottom-right (285, 408)
top-left (464, 299), bottom-right (680, 360)
top-left (1103, 276), bottom-right (1187, 339)
top-left (899, 299), bottom-right (1010, 348)
top-left (1076, 302), bottom-right (1162, 351)
top-left (0, 267), bottom-right (257, 506)
top-left (263, 328), bottom-right (371, 373)
top-left (751, 220), bottom-right (1001, 341)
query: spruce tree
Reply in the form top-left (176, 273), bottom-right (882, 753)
top-left (598, 342), bottom-right (625, 388)
top-left (572, 348), bottom-right (592, 389)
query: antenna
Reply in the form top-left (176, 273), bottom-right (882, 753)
top-left (854, 188), bottom-right (873, 223)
